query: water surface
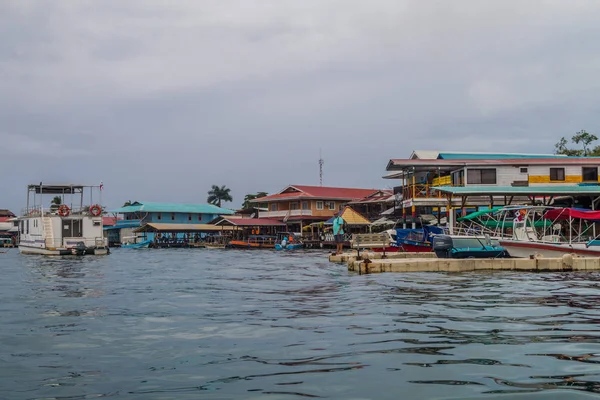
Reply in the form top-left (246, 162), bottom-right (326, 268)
top-left (2, 248), bottom-right (600, 399)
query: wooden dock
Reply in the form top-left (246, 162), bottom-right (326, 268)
top-left (329, 252), bottom-right (600, 274)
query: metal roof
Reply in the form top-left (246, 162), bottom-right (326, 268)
top-left (214, 218), bottom-right (286, 227)
top-left (110, 201), bottom-right (235, 215)
top-left (433, 185), bottom-right (600, 196)
top-left (251, 185), bottom-right (380, 202)
top-left (135, 223), bottom-right (235, 232)
top-left (438, 153), bottom-right (567, 159)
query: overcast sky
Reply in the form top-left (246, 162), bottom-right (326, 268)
top-left (3, 0), bottom-right (600, 212)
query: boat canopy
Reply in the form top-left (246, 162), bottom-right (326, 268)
top-left (543, 208), bottom-right (600, 221)
top-left (457, 207), bottom-right (504, 221)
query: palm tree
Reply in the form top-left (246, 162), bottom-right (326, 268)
top-left (50, 196), bottom-right (62, 212)
top-left (207, 185), bottom-right (233, 208)
top-left (123, 200), bottom-right (133, 207)
top-left (242, 192), bottom-right (268, 209)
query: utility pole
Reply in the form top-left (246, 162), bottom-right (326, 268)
top-left (319, 149), bottom-right (324, 186)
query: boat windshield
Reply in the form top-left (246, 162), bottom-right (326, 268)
top-left (452, 237), bottom-right (489, 249)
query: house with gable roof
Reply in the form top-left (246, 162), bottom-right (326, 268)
top-left (250, 185), bottom-right (381, 230)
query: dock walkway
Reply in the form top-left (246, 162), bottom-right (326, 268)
top-left (329, 252), bottom-right (600, 274)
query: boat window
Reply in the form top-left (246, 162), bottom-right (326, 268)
top-left (26, 220), bottom-right (29, 234)
top-left (302, 201), bottom-right (309, 210)
top-left (467, 169), bottom-right (497, 185)
top-left (550, 168), bottom-right (565, 181)
top-left (316, 201), bottom-right (324, 210)
top-left (328, 201), bottom-right (336, 210)
top-left (582, 167), bottom-right (598, 182)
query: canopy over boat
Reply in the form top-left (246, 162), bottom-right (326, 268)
top-left (457, 207), bottom-right (504, 221)
top-left (543, 208), bottom-right (600, 221)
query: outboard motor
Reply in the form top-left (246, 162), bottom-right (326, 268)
top-left (432, 235), bottom-right (454, 258)
top-left (71, 241), bottom-right (87, 256)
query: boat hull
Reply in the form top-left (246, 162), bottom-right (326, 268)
top-left (227, 240), bottom-right (275, 249)
top-left (121, 240), bottom-right (152, 249)
top-left (499, 240), bottom-right (600, 258)
top-left (372, 246), bottom-right (401, 253)
top-left (19, 244), bottom-right (109, 256)
top-left (399, 243), bottom-right (432, 253)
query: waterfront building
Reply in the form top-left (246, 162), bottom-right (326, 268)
top-left (384, 150), bottom-right (600, 231)
top-left (106, 201), bottom-right (235, 245)
top-left (250, 185), bottom-right (381, 231)
top-left (0, 209), bottom-right (17, 246)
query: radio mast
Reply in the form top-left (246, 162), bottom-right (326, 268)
top-left (319, 149), bottom-right (324, 186)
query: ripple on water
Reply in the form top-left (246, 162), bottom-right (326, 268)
top-left (4, 249), bottom-right (600, 398)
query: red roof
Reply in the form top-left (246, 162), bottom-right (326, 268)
top-left (102, 217), bottom-right (121, 226)
top-left (216, 218), bottom-right (286, 227)
top-left (252, 185), bottom-right (380, 202)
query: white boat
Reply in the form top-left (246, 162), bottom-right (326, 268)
top-left (18, 184), bottom-right (109, 256)
top-left (493, 206), bottom-right (600, 258)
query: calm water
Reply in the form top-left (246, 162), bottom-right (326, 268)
top-left (3, 249), bottom-right (600, 399)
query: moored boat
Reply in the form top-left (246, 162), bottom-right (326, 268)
top-left (227, 235), bottom-right (277, 249)
top-left (433, 235), bottom-right (510, 259)
top-left (18, 183), bottom-right (109, 256)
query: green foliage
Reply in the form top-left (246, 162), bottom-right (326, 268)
top-left (50, 196), bottom-right (62, 211)
top-left (554, 130), bottom-right (600, 156)
top-left (207, 185), bottom-right (233, 208)
top-left (242, 192), bottom-right (268, 209)
top-left (122, 200), bottom-right (137, 207)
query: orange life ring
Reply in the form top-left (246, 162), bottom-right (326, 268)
top-left (58, 204), bottom-right (71, 217)
top-left (89, 204), bottom-right (102, 216)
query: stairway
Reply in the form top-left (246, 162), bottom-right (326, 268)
top-left (43, 217), bottom-right (55, 248)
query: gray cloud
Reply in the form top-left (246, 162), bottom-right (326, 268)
top-left (2, 0), bottom-right (600, 212)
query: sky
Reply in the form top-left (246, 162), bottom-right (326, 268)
top-left (3, 0), bottom-right (600, 213)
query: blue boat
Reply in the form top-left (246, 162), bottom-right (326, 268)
top-left (432, 235), bottom-right (510, 259)
top-left (121, 239), bottom-right (152, 249)
top-left (395, 225), bottom-right (446, 252)
top-left (274, 232), bottom-right (304, 250)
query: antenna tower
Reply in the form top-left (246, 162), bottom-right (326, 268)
top-left (319, 149), bottom-right (324, 186)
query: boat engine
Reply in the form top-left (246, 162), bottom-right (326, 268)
top-left (71, 241), bottom-right (87, 256)
top-left (432, 235), bottom-right (453, 258)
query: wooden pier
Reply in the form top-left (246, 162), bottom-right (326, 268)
top-left (329, 252), bottom-right (600, 274)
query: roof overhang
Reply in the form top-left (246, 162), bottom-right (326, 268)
top-left (214, 218), bottom-right (286, 227)
top-left (433, 185), bottom-right (600, 196)
top-left (134, 223), bottom-right (235, 232)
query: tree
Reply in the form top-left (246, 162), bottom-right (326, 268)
top-left (554, 130), bottom-right (600, 156)
top-left (50, 196), bottom-right (62, 211)
top-left (207, 185), bottom-right (233, 207)
top-left (122, 200), bottom-right (134, 207)
top-left (242, 192), bottom-right (268, 209)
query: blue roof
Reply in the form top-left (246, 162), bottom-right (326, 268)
top-left (437, 153), bottom-right (568, 160)
top-left (110, 201), bottom-right (235, 215)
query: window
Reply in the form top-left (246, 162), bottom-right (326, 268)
top-left (171, 213), bottom-right (175, 221)
top-left (157, 213), bottom-right (162, 220)
top-left (290, 202), bottom-right (299, 210)
top-left (583, 167), bottom-right (598, 182)
top-left (520, 167), bottom-right (528, 173)
top-left (188, 214), bottom-right (192, 221)
top-left (271, 203), bottom-right (278, 211)
top-left (467, 169), bottom-right (497, 184)
top-left (301, 201), bottom-right (309, 210)
top-left (26, 220), bottom-right (29, 234)
top-left (198, 214), bottom-right (202, 222)
top-left (316, 201), bottom-right (324, 210)
top-left (550, 168), bottom-right (565, 181)
top-left (328, 201), bottom-right (336, 210)
top-left (452, 170), bottom-right (464, 186)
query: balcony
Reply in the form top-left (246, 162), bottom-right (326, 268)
top-left (402, 183), bottom-right (459, 200)
top-left (258, 210), bottom-right (313, 218)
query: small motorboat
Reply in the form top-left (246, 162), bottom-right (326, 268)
top-left (433, 235), bottom-right (510, 259)
top-left (121, 239), bottom-right (152, 249)
top-left (275, 232), bottom-right (304, 250)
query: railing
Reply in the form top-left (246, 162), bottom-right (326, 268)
top-left (258, 210), bottom-right (313, 218)
top-left (401, 183), bottom-right (459, 200)
top-left (20, 206), bottom-right (105, 217)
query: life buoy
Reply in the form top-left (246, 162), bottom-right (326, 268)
top-left (89, 204), bottom-right (102, 216)
top-left (58, 204), bottom-right (71, 217)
